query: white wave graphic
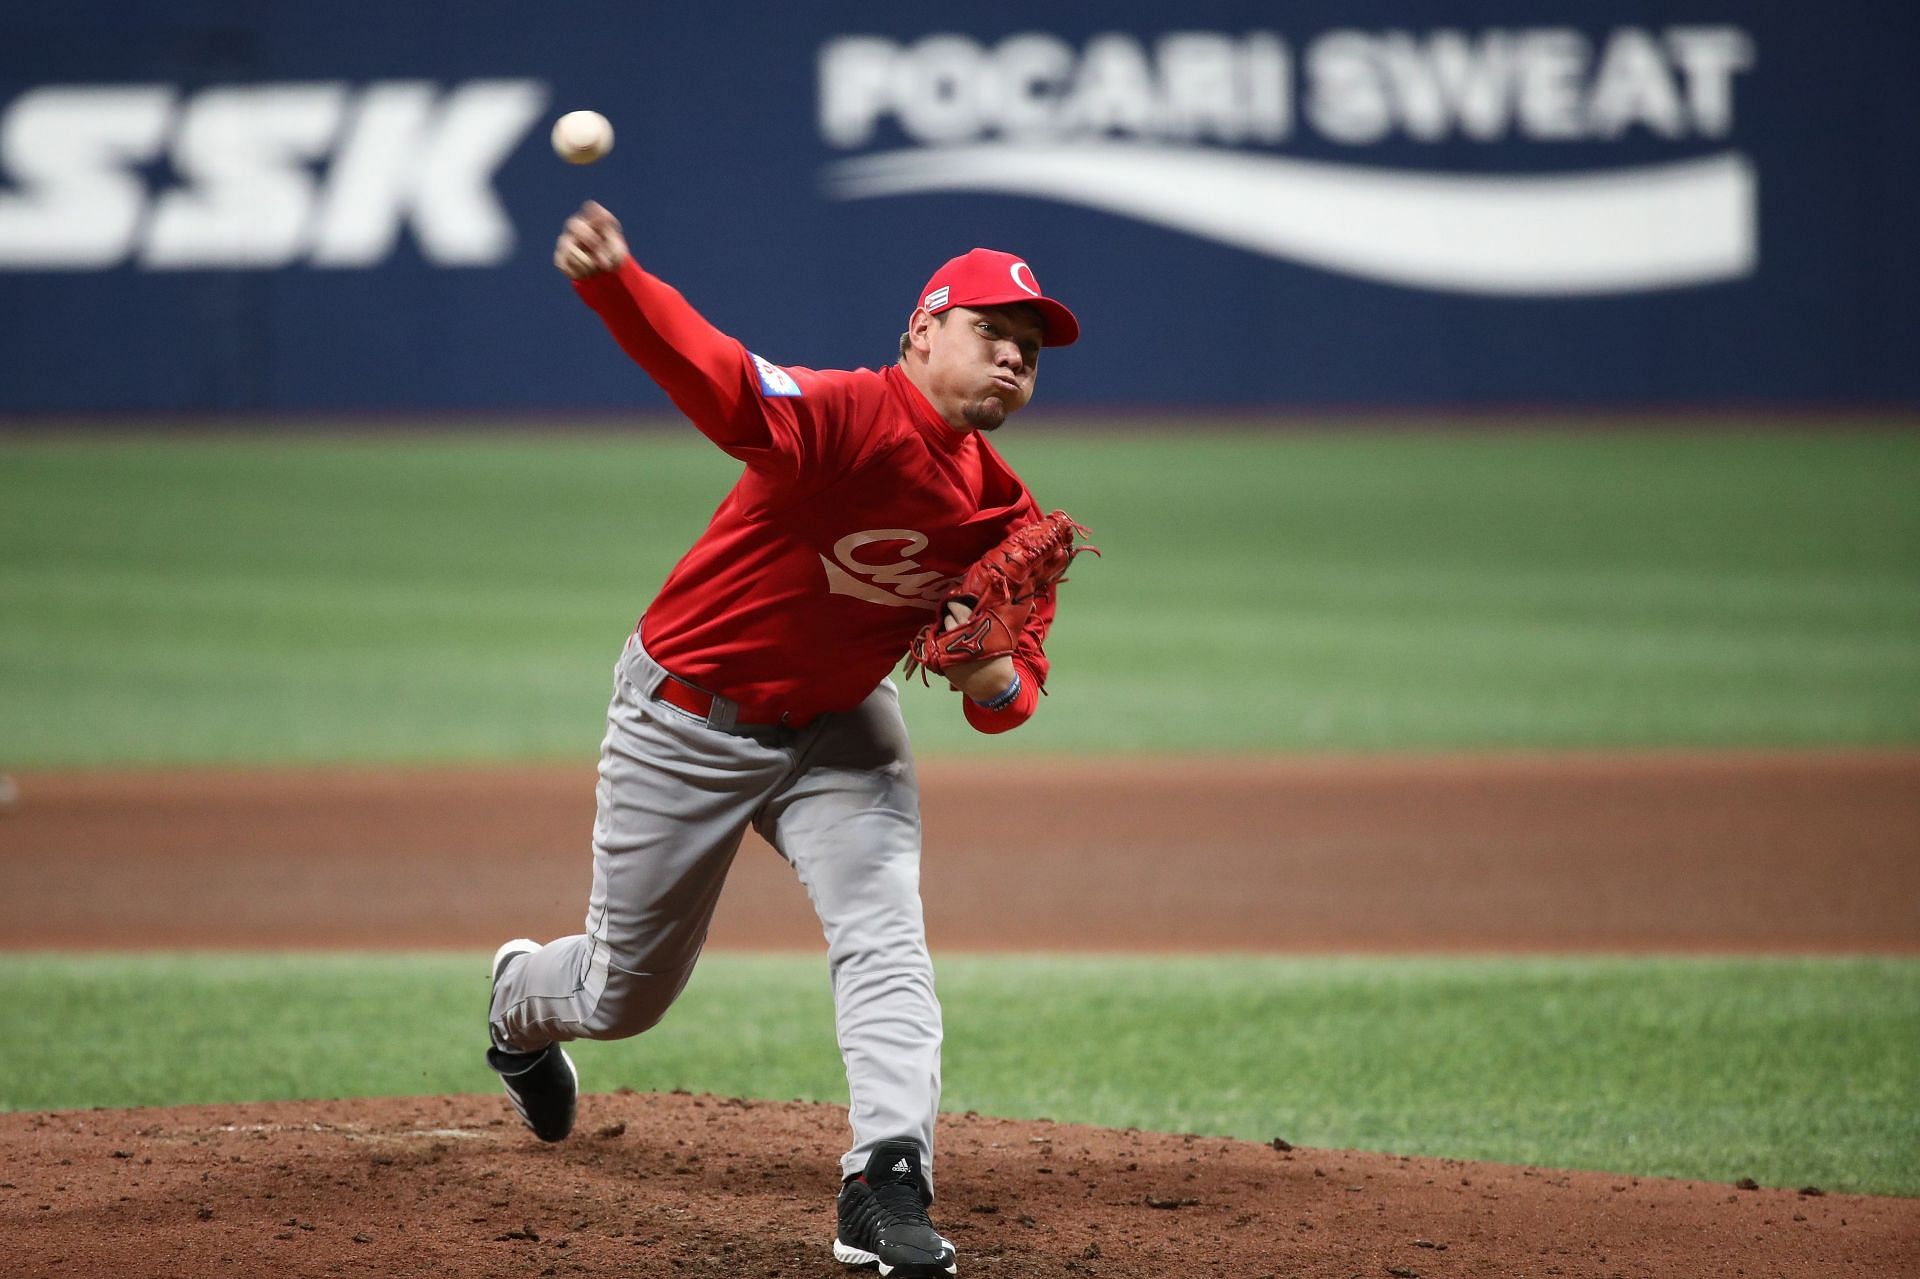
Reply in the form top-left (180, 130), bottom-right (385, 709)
top-left (825, 143), bottom-right (1756, 296)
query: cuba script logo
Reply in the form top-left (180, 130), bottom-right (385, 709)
top-left (820, 529), bottom-right (961, 611)
top-left (0, 81), bottom-right (545, 271)
top-left (817, 29), bottom-right (1757, 296)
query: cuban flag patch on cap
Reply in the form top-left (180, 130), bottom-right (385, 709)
top-left (750, 353), bottom-right (802, 397)
top-left (924, 286), bottom-right (950, 311)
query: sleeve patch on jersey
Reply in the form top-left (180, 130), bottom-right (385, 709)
top-left (750, 353), bottom-right (802, 398)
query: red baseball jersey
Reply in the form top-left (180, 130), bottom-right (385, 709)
top-left (574, 258), bottom-right (1051, 731)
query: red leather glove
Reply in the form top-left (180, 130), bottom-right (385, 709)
top-left (903, 511), bottom-right (1096, 683)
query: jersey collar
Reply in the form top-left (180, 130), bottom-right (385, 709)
top-left (886, 364), bottom-right (971, 453)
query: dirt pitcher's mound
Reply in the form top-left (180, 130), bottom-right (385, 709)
top-left (3, 1093), bottom-right (1913, 1279)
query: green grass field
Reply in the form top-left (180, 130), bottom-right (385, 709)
top-left (2, 428), bottom-right (1915, 764)
top-left (2, 427), bottom-right (1915, 1196)
top-left (2, 952), bottom-right (1914, 1195)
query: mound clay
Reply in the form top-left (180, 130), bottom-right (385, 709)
top-left (4, 1092), bottom-right (1916, 1278)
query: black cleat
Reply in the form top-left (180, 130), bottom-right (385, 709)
top-left (834, 1139), bottom-right (958, 1277)
top-left (485, 939), bottom-right (577, 1142)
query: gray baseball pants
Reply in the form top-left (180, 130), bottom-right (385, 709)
top-left (488, 633), bottom-right (943, 1186)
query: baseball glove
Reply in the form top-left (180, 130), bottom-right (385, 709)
top-left (903, 510), bottom-right (1097, 684)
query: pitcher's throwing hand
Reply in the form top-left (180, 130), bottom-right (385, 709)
top-left (554, 200), bottom-right (628, 279)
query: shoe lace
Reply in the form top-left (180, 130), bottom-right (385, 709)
top-left (869, 1178), bottom-right (933, 1230)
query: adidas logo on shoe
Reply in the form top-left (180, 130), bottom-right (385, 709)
top-left (893, 1157), bottom-right (912, 1174)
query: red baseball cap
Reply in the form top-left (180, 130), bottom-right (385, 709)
top-left (917, 248), bottom-right (1080, 347)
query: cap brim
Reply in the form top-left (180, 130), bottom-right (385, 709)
top-left (947, 292), bottom-right (1080, 347)
top-left (1030, 297), bottom-right (1079, 348)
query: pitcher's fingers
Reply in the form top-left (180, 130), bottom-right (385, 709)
top-left (594, 232), bottom-right (627, 272)
top-left (554, 238), bottom-right (593, 278)
top-left (564, 214), bottom-right (603, 247)
top-left (581, 200), bottom-right (622, 234)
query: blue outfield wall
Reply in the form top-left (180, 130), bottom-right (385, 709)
top-left (0, 2), bottom-right (1916, 413)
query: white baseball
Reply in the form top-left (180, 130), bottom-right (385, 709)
top-left (551, 110), bottom-right (614, 165)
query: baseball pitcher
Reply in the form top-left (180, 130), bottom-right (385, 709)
top-left (485, 200), bottom-right (1092, 1278)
